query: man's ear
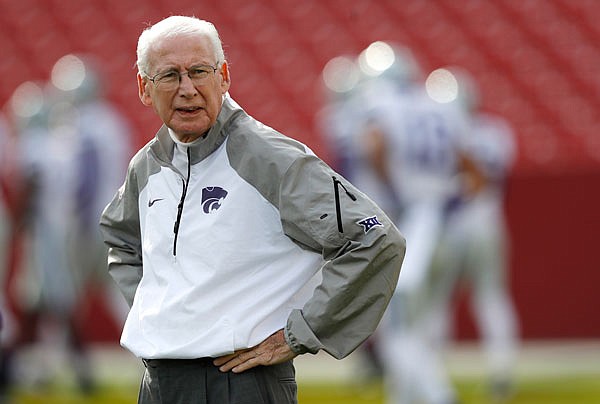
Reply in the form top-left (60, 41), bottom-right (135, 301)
top-left (220, 61), bottom-right (231, 93)
top-left (137, 73), bottom-right (153, 106)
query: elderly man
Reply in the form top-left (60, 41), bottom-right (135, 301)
top-left (100, 15), bottom-right (405, 404)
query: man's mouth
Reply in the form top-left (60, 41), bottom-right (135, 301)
top-left (176, 106), bottom-right (202, 114)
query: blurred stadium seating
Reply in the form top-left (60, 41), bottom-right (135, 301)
top-left (1, 0), bottom-right (599, 341)
top-left (2, 0), bottom-right (600, 172)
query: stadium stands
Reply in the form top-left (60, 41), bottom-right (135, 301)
top-left (1, 0), bottom-right (600, 172)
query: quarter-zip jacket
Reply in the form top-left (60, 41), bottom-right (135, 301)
top-left (99, 96), bottom-right (405, 360)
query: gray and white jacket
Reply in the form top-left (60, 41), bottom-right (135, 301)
top-left (99, 96), bottom-right (405, 360)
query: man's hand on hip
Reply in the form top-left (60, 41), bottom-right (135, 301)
top-left (213, 329), bottom-right (297, 373)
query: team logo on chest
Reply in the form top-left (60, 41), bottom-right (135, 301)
top-left (201, 186), bottom-right (228, 214)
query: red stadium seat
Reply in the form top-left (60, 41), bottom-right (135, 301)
top-left (0, 0), bottom-right (599, 172)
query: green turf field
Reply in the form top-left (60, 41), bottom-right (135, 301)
top-left (300, 376), bottom-right (600, 403)
top-left (10, 375), bottom-right (600, 404)
top-left (302, 376), bottom-right (600, 403)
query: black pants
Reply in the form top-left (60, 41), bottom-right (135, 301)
top-left (138, 358), bottom-right (297, 404)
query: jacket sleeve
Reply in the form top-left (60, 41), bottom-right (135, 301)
top-left (98, 162), bottom-right (143, 308)
top-left (280, 155), bottom-right (406, 359)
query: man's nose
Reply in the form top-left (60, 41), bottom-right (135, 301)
top-left (178, 73), bottom-right (197, 94)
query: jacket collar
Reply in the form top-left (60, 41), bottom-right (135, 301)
top-left (151, 95), bottom-right (244, 165)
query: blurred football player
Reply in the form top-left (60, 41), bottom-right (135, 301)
top-left (427, 67), bottom-right (519, 402)
top-left (355, 42), bottom-right (484, 404)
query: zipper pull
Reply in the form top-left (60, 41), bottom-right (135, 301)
top-left (333, 176), bottom-right (357, 201)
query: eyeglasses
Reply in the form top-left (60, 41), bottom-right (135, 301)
top-left (147, 64), bottom-right (219, 90)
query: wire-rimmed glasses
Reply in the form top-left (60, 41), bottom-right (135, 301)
top-left (147, 64), bottom-right (219, 90)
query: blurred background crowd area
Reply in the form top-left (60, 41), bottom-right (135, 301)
top-left (2, 0), bottom-right (600, 172)
top-left (0, 0), bottom-right (599, 343)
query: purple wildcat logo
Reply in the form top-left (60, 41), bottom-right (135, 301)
top-left (201, 187), bottom-right (228, 214)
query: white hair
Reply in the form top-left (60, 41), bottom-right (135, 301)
top-left (136, 16), bottom-right (225, 76)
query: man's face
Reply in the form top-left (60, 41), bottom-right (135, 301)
top-left (137, 34), bottom-right (230, 142)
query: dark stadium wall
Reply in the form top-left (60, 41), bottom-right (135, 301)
top-left (454, 170), bottom-right (600, 340)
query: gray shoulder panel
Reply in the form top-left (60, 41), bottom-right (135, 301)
top-left (225, 113), bottom-right (307, 208)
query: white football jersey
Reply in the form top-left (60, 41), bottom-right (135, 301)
top-left (467, 112), bottom-right (516, 192)
top-left (365, 86), bottom-right (470, 208)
